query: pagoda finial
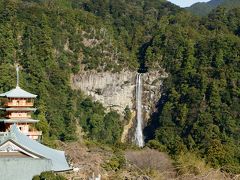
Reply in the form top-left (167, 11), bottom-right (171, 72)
top-left (16, 65), bottom-right (19, 88)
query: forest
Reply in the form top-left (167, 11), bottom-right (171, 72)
top-left (0, 0), bottom-right (240, 175)
top-left (187, 0), bottom-right (240, 16)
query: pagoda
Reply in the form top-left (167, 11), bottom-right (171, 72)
top-left (0, 66), bottom-right (42, 140)
top-left (0, 66), bottom-right (71, 179)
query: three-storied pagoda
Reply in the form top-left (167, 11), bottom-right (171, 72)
top-left (0, 66), bottom-right (42, 140)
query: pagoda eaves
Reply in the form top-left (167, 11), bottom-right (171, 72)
top-left (0, 119), bottom-right (39, 123)
top-left (0, 86), bottom-right (37, 98)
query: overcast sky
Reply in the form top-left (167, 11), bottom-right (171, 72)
top-left (167, 0), bottom-right (210, 7)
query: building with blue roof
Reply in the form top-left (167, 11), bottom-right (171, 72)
top-left (0, 66), bottom-right (71, 179)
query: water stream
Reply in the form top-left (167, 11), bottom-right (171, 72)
top-left (134, 73), bottom-right (144, 147)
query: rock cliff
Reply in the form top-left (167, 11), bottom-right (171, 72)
top-left (71, 69), bottom-right (168, 142)
top-left (71, 71), bottom-right (136, 113)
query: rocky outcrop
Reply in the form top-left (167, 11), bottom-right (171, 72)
top-left (142, 70), bottom-right (168, 120)
top-left (71, 69), bottom-right (168, 142)
top-left (71, 70), bottom-right (167, 113)
top-left (71, 71), bottom-right (136, 113)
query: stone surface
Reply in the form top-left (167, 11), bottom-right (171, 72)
top-left (71, 70), bottom-right (167, 114)
top-left (71, 70), bottom-right (136, 114)
top-left (141, 70), bottom-right (168, 120)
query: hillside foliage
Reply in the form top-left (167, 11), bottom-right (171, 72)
top-left (0, 0), bottom-right (127, 144)
top-left (145, 8), bottom-right (240, 173)
top-left (0, 0), bottom-right (240, 174)
top-left (186, 0), bottom-right (240, 16)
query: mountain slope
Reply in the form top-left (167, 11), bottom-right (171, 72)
top-left (0, 0), bottom-right (240, 175)
top-left (0, 0), bottom-right (181, 144)
top-left (144, 6), bottom-right (240, 173)
top-left (186, 0), bottom-right (240, 16)
top-left (0, 0), bottom-right (132, 144)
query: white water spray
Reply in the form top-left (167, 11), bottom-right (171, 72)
top-left (135, 73), bottom-right (144, 147)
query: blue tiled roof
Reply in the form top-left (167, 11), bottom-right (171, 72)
top-left (0, 119), bottom-right (39, 123)
top-left (0, 86), bottom-right (37, 98)
top-left (4, 108), bottom-right (37, 111)
top-left (0, 125), bottom-right (71, 172)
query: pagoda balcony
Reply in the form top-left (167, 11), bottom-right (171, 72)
top-left (5, 102), bottom-right (33, 107)
top-left (6, 114), bottom-right (31, 119)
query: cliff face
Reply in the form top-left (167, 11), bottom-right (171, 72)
top-left (71, 71), bottom-right (136, 113)
top-left (141, 71), bottom-right (168, 120)
top-left (71, 69), bottom-right (168, 142)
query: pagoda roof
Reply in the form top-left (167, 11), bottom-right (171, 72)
top-left (0, 86), bottom-right (37, 98)
top-left (0, 124), bottom-right (71, 172)
top-left (3, 108), bottom-right (37, 112)
top-left (0, 119), bottom-right (39, 123)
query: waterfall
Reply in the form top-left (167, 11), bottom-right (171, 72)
top-left (135, 73), bottom-right (144, 147)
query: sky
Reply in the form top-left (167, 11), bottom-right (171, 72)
top-left (167, 0), bottom-right (210, 7)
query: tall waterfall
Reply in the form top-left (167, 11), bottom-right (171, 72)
top-left (135, 73), bottom-right (144, 147)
